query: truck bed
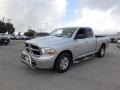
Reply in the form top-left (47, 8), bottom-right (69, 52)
top-left (95, 35), bottom-right (109, 51)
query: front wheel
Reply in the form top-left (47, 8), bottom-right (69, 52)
top-left (97, 46), bottom-right (106, 57)
top-left (54, 52), bottom-right (72, 73)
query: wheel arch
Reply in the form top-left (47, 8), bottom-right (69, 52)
top-left (101, 43), bottom-right (106, 49)
top-left (54, 50), bottom-right (73, 65)
top-left (57, 50), bottom-right (73, 60)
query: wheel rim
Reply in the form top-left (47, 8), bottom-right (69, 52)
top-left (101, 48), bottom-right (105, 56)
top-left (60, 57), bottom-right (69, 70)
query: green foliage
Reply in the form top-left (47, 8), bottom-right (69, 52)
top-left (0, 20), bottom-right (15, 34)
top-left (6, 23), bottom-right (15, 34)
top-left (0, 21), bottom-right (7, 33)
top-left (24, 29), bottom-right (36, 37)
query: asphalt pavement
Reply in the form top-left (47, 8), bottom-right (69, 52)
top-left (0, 40), bottom-right (120, 90)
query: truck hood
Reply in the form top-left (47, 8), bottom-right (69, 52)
top-left (26, 36), bottom-right (72, 48)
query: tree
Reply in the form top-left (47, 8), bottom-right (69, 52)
top-left (0, 19), bottom-right (15, 34)
top-left (0, 20), bottom-right (7, 33)
top-left (24, 29), bottom-right (36, 37)
top-left (6, 23), bottom-right (15, 34)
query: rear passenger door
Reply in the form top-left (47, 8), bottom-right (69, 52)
top-left (85, 28), bottom-right (96, 53)
top-left (74, 28), bottom-right (88, 57)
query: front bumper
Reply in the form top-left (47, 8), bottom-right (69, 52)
top-left (21, 51), bottom-right (56, 69)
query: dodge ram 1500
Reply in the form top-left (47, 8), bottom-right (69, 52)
top-left (21, 27), bottom-right (108, 73)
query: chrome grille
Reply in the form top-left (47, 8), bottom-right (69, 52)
top-left (25, 43), bottom-right (42, 55)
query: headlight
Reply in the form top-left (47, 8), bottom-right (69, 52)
top-left (41, 48), bottom-right (56, 55)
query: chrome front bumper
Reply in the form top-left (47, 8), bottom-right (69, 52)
top-left (21, 51), bottom-right (56, 69)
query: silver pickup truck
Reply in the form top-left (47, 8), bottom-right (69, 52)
top-left (21, 27), bottom-right (108, 73)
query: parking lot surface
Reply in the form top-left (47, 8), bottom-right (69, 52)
top-left (0, 40), bottom-right (120, 90)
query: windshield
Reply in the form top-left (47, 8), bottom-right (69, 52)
top-left (50, 28), bottom-right (76, 38)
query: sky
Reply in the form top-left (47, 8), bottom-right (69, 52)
top-left (0, 0), bottom-right (120, 34)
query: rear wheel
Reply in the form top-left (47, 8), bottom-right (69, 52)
top-left (97, 45), bottom-right (106, 57)
top-left (54, 52), bottom-right (72, 73)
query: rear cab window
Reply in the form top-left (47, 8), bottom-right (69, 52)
top-left (85, 28), bottom-right (93, 38)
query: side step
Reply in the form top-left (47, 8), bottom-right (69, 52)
top-left (73, 54), bottom-right (95, 63)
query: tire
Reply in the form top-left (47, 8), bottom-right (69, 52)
top-left (5, 42), bottom-right (8, 45)
top-left (54, 52), bottom-right (72, 73)
top-left (97, 45), bottom-right (106, 57)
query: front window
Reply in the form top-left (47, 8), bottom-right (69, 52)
top-left (50, 28), bottom-right (76, 38)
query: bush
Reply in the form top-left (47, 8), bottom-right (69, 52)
top-left (24, 29), bottom-right (36, 37)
